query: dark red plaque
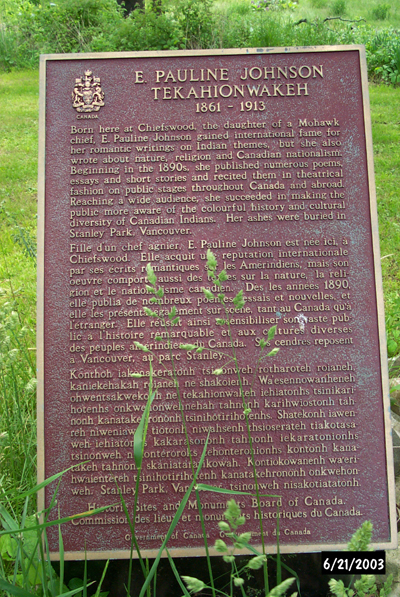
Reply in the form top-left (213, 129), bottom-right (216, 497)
top-left (37, 47), bottom-right (396, 559)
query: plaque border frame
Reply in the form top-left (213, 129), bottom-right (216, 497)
top-left (37, 45), bottom-right (397, 560)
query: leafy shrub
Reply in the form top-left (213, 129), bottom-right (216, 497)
top-left (245, 12), bottom-right (337, 48)
top-left (108, 9), bottom-right (184, 51)
top-left (375, 43), bottom-right (400, 84)
top-left (1, 0), bottom-right (400, 82)
top-left (371, 2), bottom-right (390, 21)
top-left (310, 0), bottom-right (328, 7)
top-left (225, 0), bottom-right (251, 16)
top-left (213, 8), bottom-right (254, 48)
top-left (0, 0), bottom-right (124, 68)
top-left (331, 0), bottom-right (346, 16)
top-left (251, 0), bottom-right (298, 11)
top-left (386, 297), bottom-right (400, 356)
top-left (331, 23), bottom-right (400, 84)
top-left (173, 0), bottom-right (215, 48)
top-left (364, 28), bottom-right (400, 83)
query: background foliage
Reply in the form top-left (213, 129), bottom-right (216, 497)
top-left (1, 0), bottom-right (400, 81)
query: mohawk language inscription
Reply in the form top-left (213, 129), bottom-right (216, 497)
top-left (38, 47), bottom-right (396, 559)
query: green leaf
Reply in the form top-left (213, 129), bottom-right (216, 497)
top-left (233, 289), bottom-right (245, 309)
top-left (328, 579), bottom-right (346, 597)
top-left (233, 577), bottom-right (244, 587)
top-left (267, 348), bottom-right (279, 357)
top-left (0, 579), bottom-right (34, 597)
top-left (156, 287), bottom-right (164, 298)
top-left (206, 249), bottom-right (217, 271)
top-left (146, 263), bottom-right (157, 285)
top-left (129, 373), bottom-right (143, 378)
top-left (247, 555), bottom-right (266, 570)
top-left (218, 521), bottom-right (230, 532)
top-left (149, 297), bottom-right (157, 303)
top-left (145, 285), bottom-right (156, 293)
top-left (0, 577), bottom-right (92, 597)
top-left (0, 576), bottom-right (93, 597)
top-left (196, 346), bottom-right (205, 353)
top-left (268, 578), bottom-right (296, 597)
top-left (0, 533), bottom-right (17, 559)
top-left (171, 317), bottom-right (180, 325)
top-left (155, 336), bottom-right (163, 341)
top-left (380, 574), bottom-right (393, 597)
top-left (218, 270), bottom-right (228, 282)
top-left (143, 307), bottom-right (158, 318)
top-left (134, 342), bottom-right (149, 352)
top-left (347, 521), bottom-right (373, 551)
top-left (236, 532), bottom-right (252, 545)
top-left (168, 306), bottom-right (177, 320)
top-left (182, 576), bottom-right (206, 594)
top-left (180, 344), bottom-right (198, 351)
top-left (268, 325), bottom-right (277, 341)
top-left (217, 293), bottom-right (225, 301)
top-left (213, 368), bottom-right (224, 375)
top-left (214, 539), bottom-right (228, 553)
top-left (203, 288), bottom-right (214, 300)
top-left (216, 318), bottom-right (226, 325)
top-left (223, 555), bottom-right (235, 563)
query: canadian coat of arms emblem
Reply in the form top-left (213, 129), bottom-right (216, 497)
top-left (72, 70), bottom-right (105, 113)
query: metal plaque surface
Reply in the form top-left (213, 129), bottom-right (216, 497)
top-left (37, 46), bottom-right (396, 559)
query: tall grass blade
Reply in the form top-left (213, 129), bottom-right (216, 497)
top-left (0, 578), bottom-right (37, 597)
top-left (138, 434), bottom-right (210, 597)
top-left (59, 520), bottom-right (65, 595)
top-left (0, 504), bottom-right (116, 537)
top-left (276, 506), bottom-right (281, 586)
top-left (134, 388), bottom-right (156, 468)
top-left (93, 560), bottom-right (109, 597)
top-left (83, 546), bottom-right (88, 597)
top-left (196, 484), bottom-right (279, 498)
top-left (1, 465), bottom-right (91, 500)
top-left (166, 549), bottom-right (191, 597)
top-left (58, 583), bottom-right (96, 597)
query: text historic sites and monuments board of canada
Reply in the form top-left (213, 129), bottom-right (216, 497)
top-left (37, 46), bottom-right (397, 559)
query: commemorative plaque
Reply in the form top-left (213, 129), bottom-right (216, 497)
top-left (37, 46), bottom-right (397, 559)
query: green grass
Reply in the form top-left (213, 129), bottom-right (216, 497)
top-left (0, 69), bottom-right (37, 328)
top-left (0, 69), bottom-right (38, 219)
top-left (214, 0), bottom-right (400, 28)
top-left (276, 0), bottom-right (400, 29)
top-left (0, 69), bottom-right (38, 506)
top-left (370, 84), bottom-right (400, 348)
